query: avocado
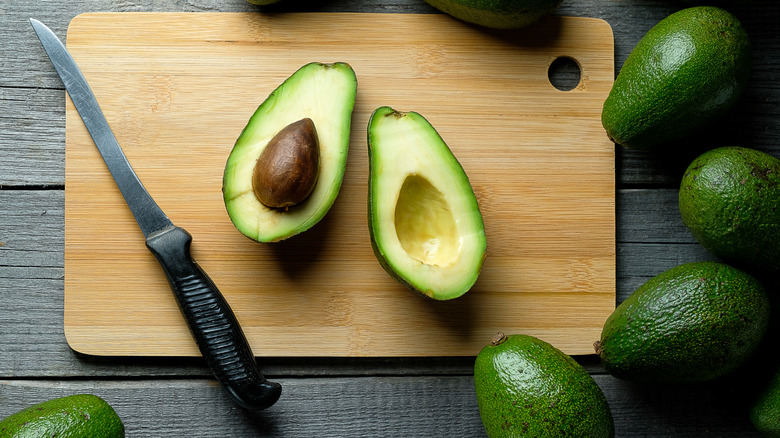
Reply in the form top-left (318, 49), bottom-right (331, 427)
top-left (751, 367), bottom-right (780, 437)
top-left (423, 0), bottom-right (563, 29)
top-left (0, 394), bottom-right (124, 437)
top-left (679, 146), bottom-right (780, 273)
top-left (367, 106), bottom-right (486, 300)
top-left (601, 6), bottom-right (751, 149)
top-left (223, 62), bottom-right (357, 242)
top-left (595, 261), bottom-right (770, 383)
top-left (474, 333), bottom-right (615, 438)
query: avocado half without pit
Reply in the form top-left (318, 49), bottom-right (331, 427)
top-left (367, 106), bottom-right (487, 300)
top-left (222, 62), bottom-right (357, 242)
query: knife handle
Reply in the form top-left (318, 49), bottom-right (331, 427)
top-left (145, 226), bottom-right (282, 411)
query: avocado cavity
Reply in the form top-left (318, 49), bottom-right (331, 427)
top-left (395, 174), bottom-right (459, 267)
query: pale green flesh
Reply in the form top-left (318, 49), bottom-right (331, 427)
top-left (368, 106), bottom-right (486, 300)
top-left (223, 62), bottom-right (357, 242)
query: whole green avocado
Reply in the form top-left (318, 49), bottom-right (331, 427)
top-left (751, 368), bottom-right (780, 437)
top-left (679, 147), bottom-right (780, 273)
top-left (0, 394), bottom-right (124, 438)
top-left (595, 262), bottom-right (770, 383)
top-left (474, 333), bottom-right (614, 438)
top-left (601, 6), bottom-right (751, 149)
top-left (424, 0), bottom-right (563, 29)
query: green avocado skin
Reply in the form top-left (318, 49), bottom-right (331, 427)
top-left (0, 394), bottom-right (124, 438)
top-left (679, 147), bottom-right (780, 273)
top-left (601, 6), bottom-right (750, 149)
top-left (596, 262), bottom-right (769, 383)
top-left (751, 369), bottom-right (780, 437)
top-left (424, 0), bottom-right (563, 29)
top-left (474, 334), bottom-right (614, 438)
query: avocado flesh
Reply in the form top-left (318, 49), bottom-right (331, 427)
top-left (596, 261), bottom-right (770, 383)
top-left (424, 0), bottom-right (563, 29)
top-left (223, 62), bottom-right (357, 242)
top-left (367, 106), bottom-right (486, 300)
top-left (601, 6), bottom-right (750, 149)
top-left (474, 334), bottom-right (615, 438)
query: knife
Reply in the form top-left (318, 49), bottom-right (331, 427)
top-left (30, 18), bottom-right (282, 411)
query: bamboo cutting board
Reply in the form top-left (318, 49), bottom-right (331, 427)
top-left (64, 12), bottom-right (615, 357)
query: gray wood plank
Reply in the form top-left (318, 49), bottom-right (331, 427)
top-left (0, 376), bottom-right (764, 437)
top-left (0, 378), bottom-right (486, 437)
top-left (0, 87), bottom-right (66, 187)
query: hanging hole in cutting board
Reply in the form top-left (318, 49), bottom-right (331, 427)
top-left (548, 56), bottom-right (582, 91)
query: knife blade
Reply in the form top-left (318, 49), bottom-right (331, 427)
top-left (30, 18), bottom-right (282, 411)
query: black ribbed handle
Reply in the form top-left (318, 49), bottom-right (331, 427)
top-left (145, 226), bottom-right (281, 411)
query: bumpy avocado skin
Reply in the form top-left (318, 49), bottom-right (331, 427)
top-left (601, 6), bottom-right (750, 149)
top-left (474, 334), bottom-right (614, 438)
top-left (751, 369), bottom-right (780, 437)
top-left (679, 147), bottom-right (780, 273)
top-left (424, 0), bottom-right (563, 29)
top-left (596, 262), bottom-right (770, 383)
top-left (0, 394), bottom-right (124, 438)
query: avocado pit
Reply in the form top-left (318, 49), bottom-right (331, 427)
top-left (252, 118), bottom-right (320, 209)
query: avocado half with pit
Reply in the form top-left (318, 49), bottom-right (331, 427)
top-left (367, 106), bottom-right (486, 300)
top-left (223, 62), bottom-right (357, 242)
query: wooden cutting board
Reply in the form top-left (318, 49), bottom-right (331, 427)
top-left (63, 12), bottom-right (615, 357)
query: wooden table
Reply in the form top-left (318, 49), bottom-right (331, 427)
top-left (1, 0), bottom-right (777, 436)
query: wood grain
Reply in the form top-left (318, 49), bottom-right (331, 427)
top-left (63, 12), bottom-right (615, 357)
top-left (0, 374), bottom-right (763, 438)
top-left (0, 188), bottom-right (697, 377)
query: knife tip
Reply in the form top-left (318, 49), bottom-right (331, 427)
top-left (29, 18), bottom-right (45, 29)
